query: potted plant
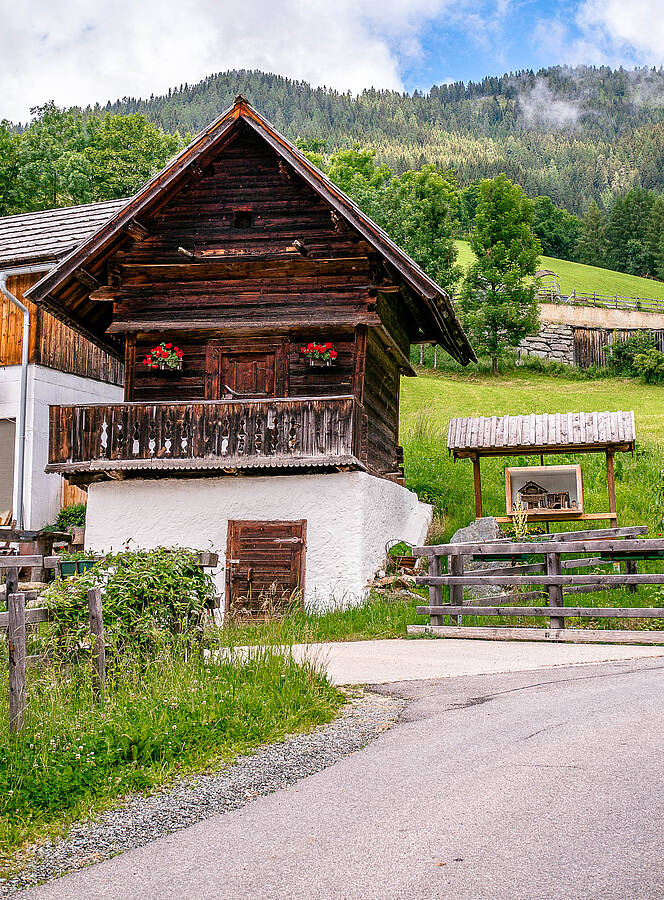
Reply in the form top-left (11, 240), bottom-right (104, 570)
top-left (142, 342), bottom-right (184, 372)
top-left (300, 342), bottom-right (338, 367)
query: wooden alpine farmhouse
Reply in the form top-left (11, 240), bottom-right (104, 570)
top-left (26, 96), bottom-right (474, 613)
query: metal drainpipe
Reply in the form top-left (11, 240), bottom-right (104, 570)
top-left (0, 264), bottom-right (53, 529)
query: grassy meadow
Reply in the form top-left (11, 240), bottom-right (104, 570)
top-left (455, 239), bottom-right (664, 301)
top-left (401, 366), bottom-right (664, 540)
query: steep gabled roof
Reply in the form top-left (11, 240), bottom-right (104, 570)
top-left (26, 97), bottom-right (475, 364)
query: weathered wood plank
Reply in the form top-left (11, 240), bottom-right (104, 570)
top-left (406, 625), bottom-right (664, 645)
top-left (414, 539), bottom-right (664, 557)
top-left (87, 587), bottom-right (106, 699)
top-left (8, 593), bottom-right (26, 733)
top-left (417, 606), bottom-right (664, 618)
top-left (417, 574), bottom-right (664, 586)
top-left (0, 607), bottom-right (50, 629)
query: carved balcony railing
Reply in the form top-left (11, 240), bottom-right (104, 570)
top-left (47, 395), bottom-right (367, 480)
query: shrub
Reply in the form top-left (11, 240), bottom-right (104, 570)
top-left (54, 503), bottom-right (86, 530)
top-left (605, 332), bottom-right (656, 376)
top-left (634, 348), bottom-right (664, 384)
top-left (42, 547), bottom-right (217, 652)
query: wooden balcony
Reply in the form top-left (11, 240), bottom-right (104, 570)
top-left (47, 395), bottom-right (367, 481)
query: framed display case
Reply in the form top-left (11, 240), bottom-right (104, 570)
top-left (505, 465), bottom-right (584, 517)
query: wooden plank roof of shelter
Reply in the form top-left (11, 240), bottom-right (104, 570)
top-left (0, 199), bottom-right (126, 268)
top-left (447, 411), bottom-right (636, 458)
top-left (25, 96), bottom-right (475, 365)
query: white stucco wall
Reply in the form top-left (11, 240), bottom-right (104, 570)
top-left (0, 364), bottom-right (123, 528)
top-left (84, 471), bottom-right (432, 611)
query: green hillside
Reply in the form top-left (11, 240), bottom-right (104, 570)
top-left (455, 240), bottom-right (664, 302)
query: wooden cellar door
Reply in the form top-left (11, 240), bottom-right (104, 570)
top-left (225, 520), bottom-right (306, 619)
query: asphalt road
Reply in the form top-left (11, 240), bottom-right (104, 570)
top-left (26, 658), bottom-right (664, 900)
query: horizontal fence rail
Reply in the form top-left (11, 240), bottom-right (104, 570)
top-left (411, 529), bottom-right (664, 645)
top-left (47, 396), bottom-right (364, 474)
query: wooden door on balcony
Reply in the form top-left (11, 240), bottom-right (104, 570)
top-left (225, 520), bottom-right (306, 619)
top-left (206, 341), bottom-right (287, 399)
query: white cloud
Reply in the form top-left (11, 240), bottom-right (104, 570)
top-left (534, 1), bottom-right (664, 71)
top-left (577, 0), bottom-right (664, 62)
top-left (0, 0), bottom-right (467, 122)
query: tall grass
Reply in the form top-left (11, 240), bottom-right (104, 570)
top-left (0, 644), bottom-right (342, 859)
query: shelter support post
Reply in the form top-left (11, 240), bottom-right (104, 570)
top-left (472, 455), bottom-right (482, 519)
top-left (606, 450), bottom-right (618, 529)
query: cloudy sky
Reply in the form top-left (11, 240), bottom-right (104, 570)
top-left (1, 0), bottom-right (663, 122)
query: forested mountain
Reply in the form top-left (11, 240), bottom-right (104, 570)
top-left (96, 66), bottom-right (664, 214)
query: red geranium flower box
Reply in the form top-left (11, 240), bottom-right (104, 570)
top-left (300, 341), bottom-right (338, 367)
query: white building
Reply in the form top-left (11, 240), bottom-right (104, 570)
top-left (0, 202), bottom-right (125, 529)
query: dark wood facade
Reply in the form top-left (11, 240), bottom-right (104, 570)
top-left (33, 98), bottom-right (474, 484)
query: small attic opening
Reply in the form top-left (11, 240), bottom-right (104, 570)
top-left (233, 209), bottom-right (253, 228)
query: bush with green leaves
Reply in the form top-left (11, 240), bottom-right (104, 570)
top-left (634, 348), bottom-right (664, 384)
top-left (605, 332), bottom-right (656, 376)
top-left (42, 547), bottom-right (217, 652)
top-left (54, 503), bottom-right (87, 530)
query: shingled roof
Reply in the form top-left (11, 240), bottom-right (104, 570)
top-left (25, 96), bottom-right (475, 365)
top-left (0, 199), bottom-right (126, 268)
top-left (447, 411), bottom-right (636, 458)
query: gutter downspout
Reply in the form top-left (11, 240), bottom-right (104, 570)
top-left (0, 264), bottom-right (53, 530)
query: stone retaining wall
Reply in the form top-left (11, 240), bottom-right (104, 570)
top-left (518, 323), bottom-right (575, 364)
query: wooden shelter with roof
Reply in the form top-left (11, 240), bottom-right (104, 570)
top-left (447, 411), bottom-right (636, 527)
top-left (22, 96), bottom-right (474, 615)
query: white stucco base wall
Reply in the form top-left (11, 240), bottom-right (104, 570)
top-left (84, 471), bottom-right (432, 611)
top-left (0, 365), bottom-right (123, 528)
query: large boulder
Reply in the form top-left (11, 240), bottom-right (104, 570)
top-left (450, 517), bottom-right (509, 600)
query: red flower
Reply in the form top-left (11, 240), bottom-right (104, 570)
top-left (325, 342), bottom-right (332, 350)
top-left (176, 349), bottom-right (183, 359)
top-left (300, 347), bottom-right (307, 354)
top-left (152, 364), bottom-right (158, 369)
top-left (330, 349), bottom-right (337, 359)
top-left (165, 342), bottom-right (172, 349)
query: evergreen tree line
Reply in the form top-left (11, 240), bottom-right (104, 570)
top-left (92, 65), bottom-right (664, 214)
top-left (3, 102), bottom-right (664, 287)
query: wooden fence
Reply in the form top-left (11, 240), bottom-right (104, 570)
top-left (573, 327), bottom-right (664, 369)
top-left (536, 289), bottom-right (664, 314)
top-left (410, 527), bottom-right (664, 645)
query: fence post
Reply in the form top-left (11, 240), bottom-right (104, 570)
top-left (546, 552), bottom-right (564, 630)
top-left (5, 565), bottom-right (19, 603)
top-left (429, 554), bottom-right (443, 626)
top-left (8, 592), bottom-right (26, 734)
top-left (87, 587), bottom-right (106, 699)
top-left (449, 554), bottom-right (465, 625)
top-left (419, 344), bottom-right (424, 365)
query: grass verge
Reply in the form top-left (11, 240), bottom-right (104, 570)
top-left (0, 645), bottom-right (343, 863)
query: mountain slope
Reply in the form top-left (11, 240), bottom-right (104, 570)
top-left (455, 240), bottom-right (664, 301)
top-left (99, 66), bottom-right (664, 213)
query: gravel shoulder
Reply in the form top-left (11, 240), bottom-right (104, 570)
top-left (1, 691), bottom-right (403, 897)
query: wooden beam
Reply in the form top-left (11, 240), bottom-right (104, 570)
top-left (406, 625), bottom-right (664, 645)
top-left (124, 219), bottom-right (150, 242)
top-left (418, 573), bottom-right (664, 586)
top-left (414, 538), bottom-right (662, 556)
top-left (74, 267), bottom-right (101, 290)
top-left (418, 605), bottom-right (664, 619)
top-left (472, 455), bottom-right (482, 519)
top-left (606, 450), bottom-right (618, 529)
top-left (8, 593), bottom-right (26, 733)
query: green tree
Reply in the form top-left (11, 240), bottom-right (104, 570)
top-left (532, 195), bottom-right (581, 259)
top-left (576, 200), bottom-right (607, 267)
top-left (0, 121), bottom-right (23, 215)
top-left (82, 114), bottom-right (182, 200)
top-left (380, 165), bottom-right (461, 291)
top-left (458, 174), bottom-right (541, 374)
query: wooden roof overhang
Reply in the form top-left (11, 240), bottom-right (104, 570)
top-left (448, 411), bottom-right (636, 459)
top-left (26, 97), bottom-right (475, 365)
